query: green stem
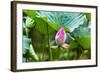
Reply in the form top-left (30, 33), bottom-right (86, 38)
top-left (49, 48), bottom-right (52, 60)
top-left (47, 23), bottom-right (52, 61)
top-left (57, 46), bottom-right (61, 60)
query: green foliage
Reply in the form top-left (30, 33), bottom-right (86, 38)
top-left (85, 13), bottom-right (91, 21)
top-left (73, 27), bottom-right (91, 49)
top-left (34, 17), bottom-right (56, 34)
top-left (25, 17), bottom-right (35, 28)
top-left (23, 10), bottom-right (37, 19)
top-left (22, 10), bottom-right (91, 62)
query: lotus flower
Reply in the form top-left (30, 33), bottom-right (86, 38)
top-left (55, 27), bottom-right (67, 47)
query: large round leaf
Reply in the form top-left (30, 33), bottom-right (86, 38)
top-left (73, 27), bottom-right (91, 49)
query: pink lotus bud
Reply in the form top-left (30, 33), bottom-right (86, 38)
top-left (55, 27), bottom-right (67, 46)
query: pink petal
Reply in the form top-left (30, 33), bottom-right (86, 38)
top-left (55, 27), bottom-right (67, 46)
